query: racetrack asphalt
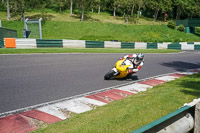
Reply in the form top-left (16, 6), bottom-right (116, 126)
top-left (0, 51), bottom-right (200, 114)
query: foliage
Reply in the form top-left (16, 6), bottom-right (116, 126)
top-left (1, 0), bottom-right (200, 21)
top-left (196, 27), bottom-right (200, 34)
top-left (167, 20), bottom-right (176, 29)
top-left (177, 24), bottom-right (185, 32)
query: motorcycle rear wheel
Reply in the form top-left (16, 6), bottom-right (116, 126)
top-left (104, 70), bottom-right (115, 80)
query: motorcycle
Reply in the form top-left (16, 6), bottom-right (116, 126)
top-left (104, 58), bottom-right (132, 80)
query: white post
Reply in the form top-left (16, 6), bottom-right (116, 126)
top-left (0, 20), bottom-right (2, 27)
top-left (25, 18), bottom-right (28, 30)
top-left (194, 102), bottom-right (200, 133)
top-left (39, 18), bottom-right (42, 39)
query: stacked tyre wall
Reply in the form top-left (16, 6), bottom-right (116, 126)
top-left (1, 38), bottom-right (200, 50)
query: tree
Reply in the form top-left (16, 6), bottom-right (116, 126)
top-left (0, 0), bottom-right (6, 11)
top-left (129, 0), bottom-right (136, 16)
top-left (10, 0), bottom-right (26, 21)
top-left (183, 0), bottom-right (200, 18)
top-left (96, 0), bottom-right (101, 14)
top-left (6, 0), bottom-right (10, 20)
top-left (160, 0), bottom-right (172, 21)
top-left (89, 0), bottom-right (95, 12)
top-left (2, 0), bottom-right (200, 22)
top-left (149, 0), bottom-right (162, 21)
top-left (113, 0), bottom-right (122, 16)
top-left (119, 0), bottom-right (129, 22)
top-left (173, 0), bottom-right (188, 20)
top-left (136, 0), bottom-right (144, 18)
top-left (77, 0), bottom-right (89, 21)
top-left (146, 0), bottom-right (172, 21)
top-left (58, 0), bottom-right (64, 12)
top-left (70, 0), bottom-right (73, 15)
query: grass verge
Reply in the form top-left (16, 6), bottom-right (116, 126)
top-left (32, 73), bottom-right (200, 133)
top-left (2, 20), bottom-right (200, 42)
top-left (0, 48), bottom-right (180, 54)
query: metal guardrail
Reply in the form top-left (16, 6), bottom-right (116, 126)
top-left (0, 27), bottom-right (17, 39)
top-left (176, 19), bottom-right (200, 27)
top-left (131, 99), bottom-right (200, 133)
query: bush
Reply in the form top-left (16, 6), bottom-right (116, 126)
top-left (129, 16), bottom-right (138, 24)
top-left (177, 25), bottom-right (185, 32)
top-left (196, 27), bottom-right (200, 34)
top-left (167, 20), bottom-right (176, 29)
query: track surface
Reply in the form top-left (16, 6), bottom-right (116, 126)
top-left (0, 51), bottom-right (200, 113)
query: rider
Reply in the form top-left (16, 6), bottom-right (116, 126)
top-left (115, 53), bottom-right (144, 75)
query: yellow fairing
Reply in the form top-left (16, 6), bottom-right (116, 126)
top-left (114, 59), bottom-right (131, 78)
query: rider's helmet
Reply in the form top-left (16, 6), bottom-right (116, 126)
top-left (136, 53), bottom-right (144, 62)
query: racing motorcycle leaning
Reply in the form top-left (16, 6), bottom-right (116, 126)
top-left (104, 53), bottom-right (144, 80)
top-left (104, 58), bottom-right (132, 80)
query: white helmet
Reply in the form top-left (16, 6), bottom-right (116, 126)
top-left (136, 53), bottom-right (144, 62)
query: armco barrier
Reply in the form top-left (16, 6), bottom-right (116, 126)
top-left (131, 99), bottom-right (200, 133)
top-left (36, 39), bottom-right (63, 47)
top-left (1, 38), bottom-right (200, 50)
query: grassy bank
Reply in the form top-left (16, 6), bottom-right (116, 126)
top-left (0, 48), bottom-right (180, 54)
top-left (0, 11), bottom-right (167, 25)
top-left (1, 11), bottom-right (200, 42)
top-left (2, 20), bottom-right (200, 42)
top-left (33, 73), bottom-right (200, 133)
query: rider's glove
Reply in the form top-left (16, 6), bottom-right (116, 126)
top-left (132, 69), bottom-right (138, 72)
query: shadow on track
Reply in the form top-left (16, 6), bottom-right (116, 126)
top-left (161, 61), bottom-right (200, 96)
top-left (160, 61), bottom-right (200, 71)
top-left (107, 75), bottom-right (139, 81)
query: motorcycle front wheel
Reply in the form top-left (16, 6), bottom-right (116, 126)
top-left (104, 70), bottom-right (115, 80)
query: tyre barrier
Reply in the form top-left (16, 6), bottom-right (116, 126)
top-left (15, 39), bottom-right (37, 49)
top-left (0, 39), bottom-right (4, 48)
top-left (1, 38), bottom-right (200, 50)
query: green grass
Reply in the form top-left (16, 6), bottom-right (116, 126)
top-left (0, 48), bottom-right (180, 54)
top-left (0, 11), bottom-right (7, 20)
top-left (2, 20), bottom-right (200, 42)
top-left (32, 73), bottom-right (200, 133)
top-left (1, 11), bottom-right (200, 42)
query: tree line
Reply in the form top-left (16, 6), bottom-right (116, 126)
top-left (1, 0), bottom-right (200, 21)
